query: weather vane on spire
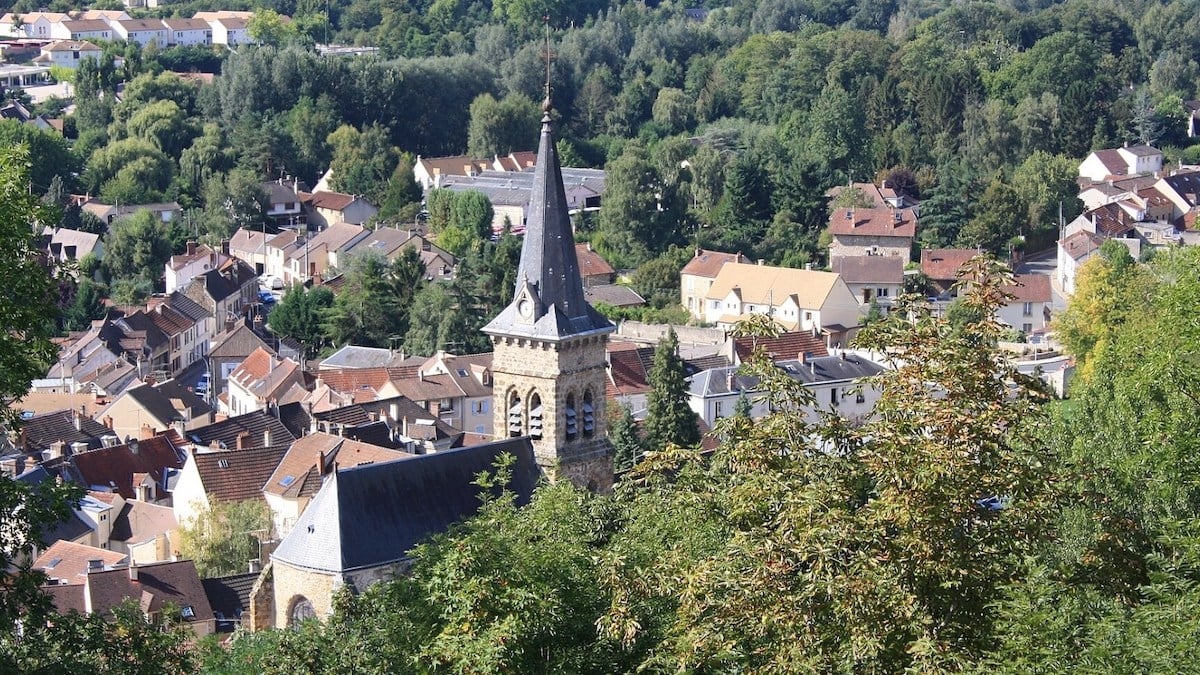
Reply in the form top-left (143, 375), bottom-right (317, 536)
top-left (541, 16), bottom-right (554, 113)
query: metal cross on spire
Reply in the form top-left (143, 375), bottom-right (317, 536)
top-left (541, 16), bottom-right (555, 112)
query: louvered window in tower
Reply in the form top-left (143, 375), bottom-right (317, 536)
top-left (529, 394), bottom-right (543, 440)
top-left (565, 394), bottom-right (578, 440)
top-left (582, 392), bottom-right (595, 437)
top-left (507, 397), bottom-right (523, 438)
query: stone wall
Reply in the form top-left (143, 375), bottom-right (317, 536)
top-left (615, 321), bottom-right (726, 347)
top-left (247, 562), bottom-right (274, 632)
top-left (271, 560), bottom-right (338, 629)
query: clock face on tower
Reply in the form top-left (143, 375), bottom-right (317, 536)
top-left (518, 298), bottom-right (533, 319)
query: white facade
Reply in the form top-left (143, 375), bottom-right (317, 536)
top-left (170, 453), bottom-right (210, 529)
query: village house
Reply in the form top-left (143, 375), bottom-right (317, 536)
top-left (304, 191), bottom-right (378, 229)
top-left (285, 222), bottom-right (368, 285)
top-left (166, 241), bottom-right (230, 294)
top-left (262, 177), bottom-right (306, 229)
top-left (229, 228), bottom-right (271, 275)
top-left (80, 200), bottom-right (180, 226)
top-left (830, 255), bottom-right (905, 308)
top-left (50, 19), bottom-right (111, 40)
top-left (687, 349), bottom-right (886, 428)
top-left (95, 379), bottom-right (212, 442)
top-left (64, 430), bottom-right (188, 502)
top-left (225, 348), bottom-right (307, 417)
top-left (1057, 230), bottom-right (1107, 296)
top-left (209, 16), bottom-right (254, 46)
top-left (45, 560), bottom-right (216, 638)
top-left (997, 274), bottom-right (1053, 336)
top-left (181, 258), bottom-right (259, 328)
top-left (919, 248), bottom-right (983, 298)
top-left (43, 226), bottom-right (103, 273)
top-left (418, 351), bottom-right (494, 436)
top-left (1079, 145), bottom-right (1164, 183)
top-left (161, 17), bottom-right (211, 46)
top-left (575, 243), bottom-right (616, 287)
top-left (343, 227), bottom-right (456, 282)
top-left (33, 40), bottom-right (102, 68)
top-left (680, 248), bottom-right (750, 319)
top-left (35, 540), bottom-right (127, 584)
top-left (172, 444), bottom-right (290, 531)
top-left (109, 18), bottom-right (168, 46)
top-left (704, 262), bottom-right (862, 337)
top-left (826, 206), bottom-right (917, 259)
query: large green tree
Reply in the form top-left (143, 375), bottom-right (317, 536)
top-left (267, 284), bottom-right (335, 359)
top-left (643, 327), bottom-right (700, 451)
top-left (101, 210), bottom-right (173, 285)
top-left (177, 497), bottom-right (273, 578)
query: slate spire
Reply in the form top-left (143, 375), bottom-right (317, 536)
top-left (482, 31), bottom-right (612, 342)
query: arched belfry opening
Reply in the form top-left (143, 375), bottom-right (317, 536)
top-left (507, 390), bottom-right (522, 438)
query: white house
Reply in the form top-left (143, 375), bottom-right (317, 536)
top-left (209, 16), bottom-right (253, 46)
top-left (830, 255), bottom-right (905, 308)
top-left (161, 18), bottom-right (211, 46)
top-left (704, 262), bottom-right (862, 333)
top-left (1057, 230), bottom-right (1106, 296)
top-left (165, 241), bottom-right (230, 294)
top-left (996, 274), bottom-right (1053, 336)
top-left (680, 249), bottom-right (749, 318)
top-left (1079, 145), bottom-right (1163, 182)
top-left (110, 18), bottom-right (168, 46)
top-left (687, 350), bottom-right (886, 428)
top-left (51, 19), bottom-right (112, 41)
top-left (35, 40), bottom-right (102, 69)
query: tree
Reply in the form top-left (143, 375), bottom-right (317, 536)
top-left (247, 9), bottom-right (298, 46)
top-left (325, 249), bottom-right (423, 348)
top-left (643, 327), bottom-right (700, 451)
top-left (610, 403), bottom-right (643, 472)
top-left (1053, 239), bottom-right (1151, 379)
top-left (102, 210), bottom-right (173, 285)
top-left (62, 279), bottom-right (107, 332)
top-left (402, 282), bottom-right (465, 357)
top-left (327, 123), bottom-right (398, 204)
top-left (956, 177), bottom-right (1024, 255)
top-left (267, 284), bottom-right (335, 359)
top-left (0, 146), bottom-right (60, 425)
top-left (466, 92), bottom-right (540, 158)
top-left (377, 153), bottom-right (423, 222)
top-left (594, 142), bottom-right (675, 268)
top-left (177, 497), bottom-right (272, 578)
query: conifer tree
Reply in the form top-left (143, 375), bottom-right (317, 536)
top-left (610, 403), bottom-right (643, 471)
top-left (644, 327), bottom-right (700, 450)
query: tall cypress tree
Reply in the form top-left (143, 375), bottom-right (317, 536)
top-left (644, 327), bottom-right (701, 450)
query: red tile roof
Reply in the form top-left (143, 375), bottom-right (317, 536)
top-left (732, 331), bottom-right (828, 364)
top-left (70, 431), bottom-right (187, 499)
top-left (35, 540), bottom-right (127, 583)
top-left (920, 248), bottom-right (983, 282)
top-left (680, 249), bottom-right (748, 278)
top-left (1005, 274), bottom-right (1052, 303)
top-left (575, 244), bottom-right (615, 278)
top-left (828, 207), bottom-right (917, 238)
top-left (307, 191), bottom-right (356, 211)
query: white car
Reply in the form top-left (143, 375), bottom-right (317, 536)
top-left (260, 275), bottom-right (284, 290)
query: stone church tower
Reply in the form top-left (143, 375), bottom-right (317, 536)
top-left (482, 96), bottom-right (615, 492)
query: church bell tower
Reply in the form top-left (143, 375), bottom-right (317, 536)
top-left (482, 57), bottom-right (615, 491)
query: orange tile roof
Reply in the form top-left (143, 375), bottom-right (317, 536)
top-left (828, 207), bottom-right (917, 238)
top-left (680, 249), bottom-right (748, 278)
top-left (920, 248), bottom-right (983, 281)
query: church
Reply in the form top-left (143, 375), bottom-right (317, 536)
top-left (262, 87), bottom-right (616, 628)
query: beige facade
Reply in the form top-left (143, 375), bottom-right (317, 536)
top-left (490, 332), bottom-right (612, 492)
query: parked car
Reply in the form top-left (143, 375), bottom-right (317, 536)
top-left (196, 373), bottom-right (210, 396)
top-left (260, 275), bottom-right (284, 290)
top-left (258, 290), bottom-right (277, 305)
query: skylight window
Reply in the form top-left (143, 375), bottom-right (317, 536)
top-left (279, 475), bottom-right (295, 487)
top-left (181, 605), bottom-right (195, 619)
top-left (217, 459), bottom-right (230, 469)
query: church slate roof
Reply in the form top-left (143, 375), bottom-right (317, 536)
top-left (271, 438), bottom-right (539, 574)
top-left (483, 105), bottom-right (612, 341)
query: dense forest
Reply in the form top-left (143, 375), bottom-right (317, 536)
top-left (3, 0), bottom-right (1200, 670)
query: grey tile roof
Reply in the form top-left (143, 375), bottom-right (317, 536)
top-left (201, 571), bottom-right (259, 631)
top-left (271, 438), bottom-right (539, 573)
top-left (187, 409), bottom-right (298, 451)
top-left (689, 353), bottom-right (884, 397)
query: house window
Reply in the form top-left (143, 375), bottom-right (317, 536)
top-left (1022, 302), bottom-right (1033, 316)
top-left (1022, 323), bottom-right (1033, 334)
top-left (830, 388), bottom-right (839, 405)
top-left (471, 400), bottom-right (488, 414)
top-left (878, 287), bottom-right (889, 297)
top-left (714, 401), bottom-right (723, 419)
top-left (804, 312), bottom-right (812, 321)
top-left (856, 391), bottom-right (865, 404)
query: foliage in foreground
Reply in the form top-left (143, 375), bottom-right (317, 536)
top-left (202, 258), bottom-right (1061, 673)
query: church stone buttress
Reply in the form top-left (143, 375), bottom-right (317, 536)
top-left (482, 95), bottom-right (615, 492)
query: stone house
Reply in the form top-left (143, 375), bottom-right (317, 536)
top-left (826, 206), bottom-right (916, 259)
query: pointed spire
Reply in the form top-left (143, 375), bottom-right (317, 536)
top-left (482, 26), bottom-right (612, 342)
